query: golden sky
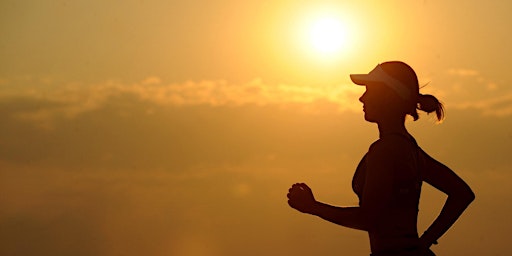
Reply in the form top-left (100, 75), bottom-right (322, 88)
top-left (1, 0), bottom-right (511, 255)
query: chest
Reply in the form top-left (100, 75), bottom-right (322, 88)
top-left (352, 153), bottom-right (421, 206)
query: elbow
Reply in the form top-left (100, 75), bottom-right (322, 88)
top-left (463, 183), bottom-right (476, 204)
top-left (466, 188), bottom-right (476, 204)
top-left (452, 186), bottom-right (475, 206)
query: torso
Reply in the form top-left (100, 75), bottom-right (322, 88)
top-left (352, 133), bottom-right (423, 253)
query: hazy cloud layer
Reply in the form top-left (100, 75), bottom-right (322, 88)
top-left (1, 72), bottom-right (511, 256)
top-left (420, 68), bottom-right (512, 117)
top-left (1, 76), bottom-right (511, 256)
top-left (2, 73), bottom-right (512, 133)
top-left (453, 93), bottom-right (512, 117)
top-left (447, 68), bottom-right (480, 77)
top-left (1, 77), bottom-right (362, 125)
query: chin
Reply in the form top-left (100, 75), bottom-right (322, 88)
top-left (364, 113), bottom-right (378, 123)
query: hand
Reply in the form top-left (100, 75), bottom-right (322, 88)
top-left (416, 236), bottom-right (436, 256)
top-left (287, 183), bottom-right (317, 214)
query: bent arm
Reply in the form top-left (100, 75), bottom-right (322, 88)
top-left (307, 140), bottom-right (396, 232)
top-left (287, 183), bottom-right (372, 231)
top-left (419, 149), bottom-right (475, 246)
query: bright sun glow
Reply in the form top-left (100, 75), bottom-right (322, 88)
top-left (297, 9), bottom-right (360, 62)
top-left (309, 17), bottom-right (348, 55)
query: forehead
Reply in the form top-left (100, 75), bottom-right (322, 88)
top-left (364, 82), bottom-right (388, 92)
top-left (363, 83), bottom-right (397, 100)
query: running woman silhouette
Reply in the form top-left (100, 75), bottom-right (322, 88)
top-left (287, 61), bottom-right (475, 256)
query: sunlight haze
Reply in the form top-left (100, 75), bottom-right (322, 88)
top-left (1, 0), bottom-right (511, 255)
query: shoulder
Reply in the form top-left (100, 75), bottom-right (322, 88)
top-left (366, 138), bottom-right (400, 172)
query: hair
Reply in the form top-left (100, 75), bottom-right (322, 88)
top-left (379, 61), bottom-right (445, 122)
top-left (411, 93), bottom-right (445, 122)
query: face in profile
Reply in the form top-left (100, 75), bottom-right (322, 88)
top-left (359, 83), bottom-right (401, 123)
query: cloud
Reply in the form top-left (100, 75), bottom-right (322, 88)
top-left (126, 77), bottom-right (363, 110)
top-left (141, 76), bottom-right (162, 85)
top-left (452, 93), bottom-right (512, 117)
top-left (0, 79), bottom-right (372, 172)
top-left (447, 68), bottom-right (479, 77)
top-left (430, 68), bottom-right (512, 117)
top-left (0, 77), bottom-right (364, 128)
top-left (1, 75), bottom-right (511, 256)
top-left (3, 70), bottom-right (512, 131)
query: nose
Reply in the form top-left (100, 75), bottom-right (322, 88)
top-left (359, 92), bottom-right (366, 103)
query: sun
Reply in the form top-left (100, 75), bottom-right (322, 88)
top-left (291, 7), bottom-right (362, 64)
top-left (308, 16), bottom-right (348, 55)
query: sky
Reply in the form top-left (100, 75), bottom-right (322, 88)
top-left (1, 0), bottom-right (511, 255)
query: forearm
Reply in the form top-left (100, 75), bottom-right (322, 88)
top-left (309, 201), bottom-right (370, 231)
top-left (421, 192), bottom-right (475, 245)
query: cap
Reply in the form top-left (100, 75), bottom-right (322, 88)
top-left (350, 63), bottom-right (415, 101)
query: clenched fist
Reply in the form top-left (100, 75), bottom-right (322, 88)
top-left (287, 183), bottom-right (317, 214)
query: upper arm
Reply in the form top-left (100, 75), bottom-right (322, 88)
top-left (420, 149), bottom-right (475, 200)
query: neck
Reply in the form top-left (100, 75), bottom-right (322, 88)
top-left (377, 117), bottom-right (408, 138)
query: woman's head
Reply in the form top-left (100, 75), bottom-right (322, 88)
top-left (351, 61), bottom-right (444, 122)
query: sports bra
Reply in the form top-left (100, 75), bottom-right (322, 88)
top-left (351, 133), bottom-right (423, 210)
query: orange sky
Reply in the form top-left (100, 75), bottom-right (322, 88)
top-left (1, 1), bottom-right (512, 255)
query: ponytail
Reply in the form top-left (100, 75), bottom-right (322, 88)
top-left (417, 94), bottom-right (445, 122)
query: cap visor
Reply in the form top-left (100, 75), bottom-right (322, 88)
top-left (350, 74), bottom-right (369, 85)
